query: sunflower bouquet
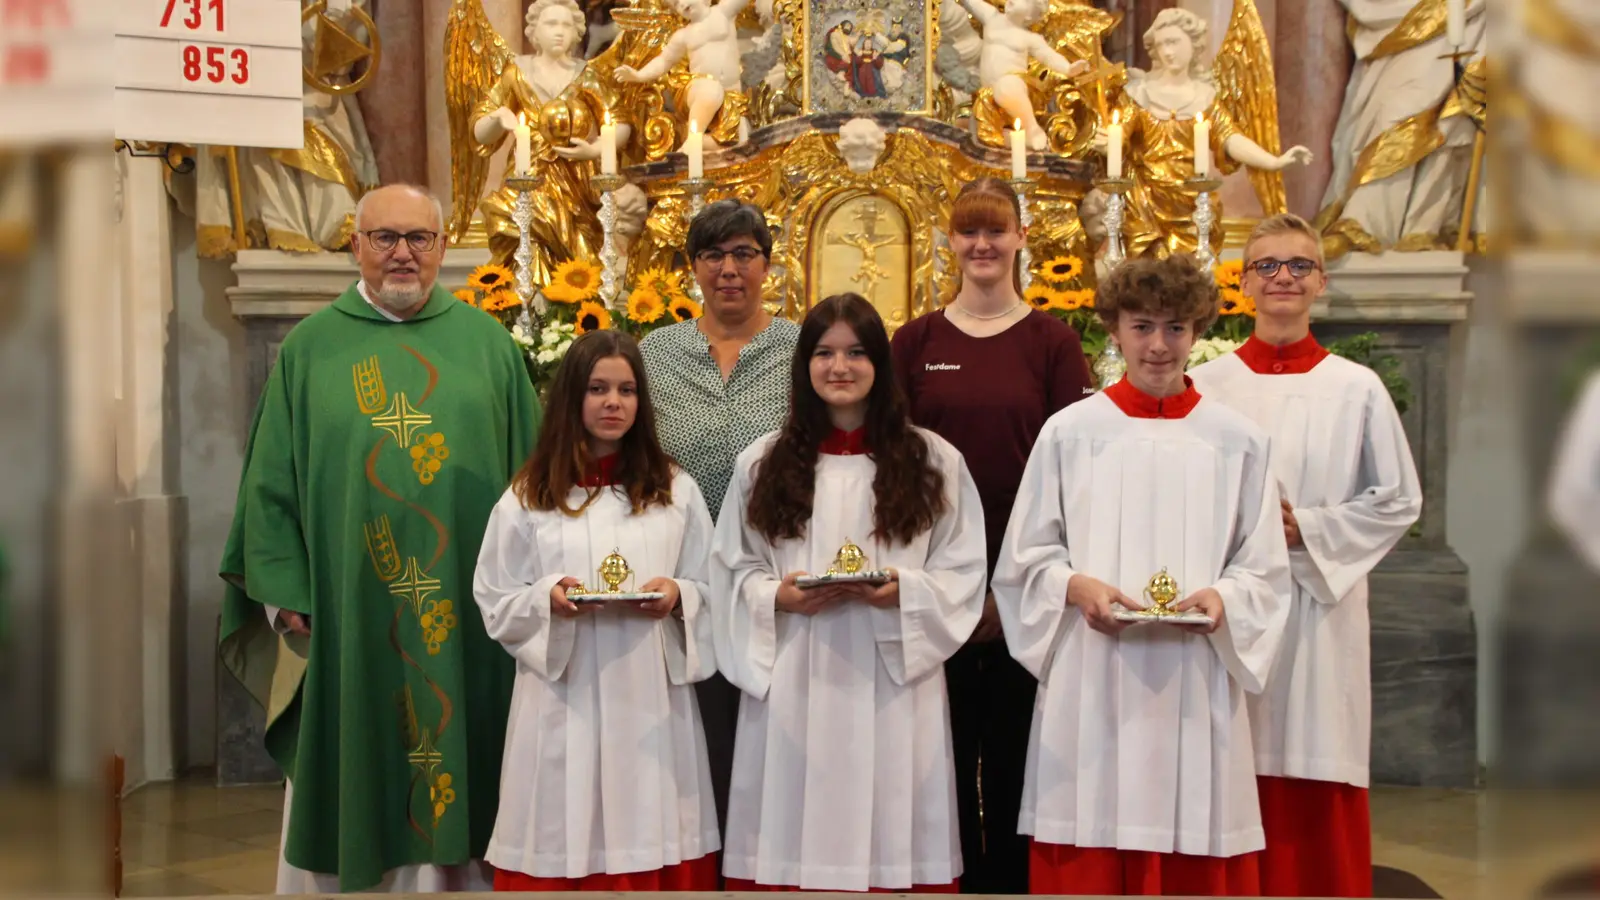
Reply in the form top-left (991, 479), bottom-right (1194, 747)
top-left (455, 258), bottom-right (704, 394)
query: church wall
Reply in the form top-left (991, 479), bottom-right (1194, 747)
top-left (0, 233), bottom-right (61, 776)
top-left (169, 226), bottom-right (250, 772)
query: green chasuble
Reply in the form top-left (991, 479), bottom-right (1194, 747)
top-left (218, 283), bottom-right (539, 891)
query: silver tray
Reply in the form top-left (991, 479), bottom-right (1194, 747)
top-left (1111, 605), bottom-right (1213, 626)
top-left (569, 591), bottom-right (665, 604)
top-left (795, 571), bottom-right (892, 588)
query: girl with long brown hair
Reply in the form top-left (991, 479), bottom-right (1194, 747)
top-left (890, 176), bottom-right (1093, 894)
top-left (710, 293), bottom-right (986, 892)
top-left (473, 329), bottom-right (721, 892)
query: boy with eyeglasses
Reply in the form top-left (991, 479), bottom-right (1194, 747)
top-left (1189, 214), bottom-right (1422, 897)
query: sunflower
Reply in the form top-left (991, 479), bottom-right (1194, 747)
top-left (1038, 255), bottom-right (1084, 285)
top-left (1218, 287), bottom-right (1250, 316)
top-left (667, 295), bottom-right (702, 322)
top-left (1214, 259), bottom-right (1244, 291)
top-left (1235, 291), bottom-right (1257, 317)
top-left (635, 265), bottom-right (688, 303)
top-left (626, 287), bottom-right (667, 324)
top-left (452, 288), bottom-right (479, 307)
top-left (1024, 283), bottom-right (1057, 310)
top-left (1057, 288), bottom-right (1096, 311)
top-left (468, 264), bottom-right (514, 293)
top-left (482, 289), bottom-right (521, 312)
top-left (545, 259), bottom-right (603, 304)
top-left (575, 300), bottom-right (612, 334)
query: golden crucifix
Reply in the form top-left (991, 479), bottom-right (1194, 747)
top-left (831, 201), bottom-right (898, 301)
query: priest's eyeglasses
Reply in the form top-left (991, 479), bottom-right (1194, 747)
top-left (695, 247), bottom-right (766, 268)
top-left (1246, 257), bottom-right (1320, 279)
top-left (362, 230), bottom-right (441, 253)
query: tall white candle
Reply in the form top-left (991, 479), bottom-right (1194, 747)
top-left (1446, 0), bottom-right (1466, 50)
top-left (1009, 118), bottom-right (1026, 179)
top-left (1107, 110), bottom-right (1124, 179)
top-left (599, 114), bottom-right (617, 176)
top-left (1193, 111), bottom-right (1210, 178)
top-left (513, 114), bottom-right (532, 177)
top-left (686, 119), bottom-right (704, 180)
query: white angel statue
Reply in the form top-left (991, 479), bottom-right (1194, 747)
top-left (445, 0), bottom-right (633, 276)
top-left (957, 0), bottom-right (1089, 150)
top-left (613, 0), bottom-right (754, 149)
top-left (1089, 4), bottom-right (1313, 260)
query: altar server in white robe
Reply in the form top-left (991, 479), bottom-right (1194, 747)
top-left (993, 254), bottom-right (1291, 897)
top-left (473, 329), bottom-right (721, 892)
top-left (1189, 214), bottom-right (1422, 898)
top-left (1548, 370), bottom-right (1600, 574)
top-left (711, 292), bottom-right (986, 892)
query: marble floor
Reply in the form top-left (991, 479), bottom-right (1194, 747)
top-left (4, 776), bottom-right (1597, 899)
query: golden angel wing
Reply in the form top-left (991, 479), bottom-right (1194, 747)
top-left (1213, 0), bottom-right (1286, 214)
top-left (444, 0), bottom-right (517, 240)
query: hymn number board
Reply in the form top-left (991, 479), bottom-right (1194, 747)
top-left (115, 0), bottom-right (303, 148)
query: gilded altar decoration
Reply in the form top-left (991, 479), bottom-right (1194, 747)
top-left (1086, 4), bottom-right (1311, 261)
top-left (302, 0), bottom-right (382, 96)
top-left (804, 0), bottom-right (933, 115)
top-left (445, 0), bottom-right (633, 275)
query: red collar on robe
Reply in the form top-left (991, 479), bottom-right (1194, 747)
top-left (819, 427), bottom-right (870, 456)
top-left (1105, 375), bottom-right (1202, 419)
top-left (1236, 333), bottom-right (1329, 375)
top-left (578, 453), bottom-right (620, 487)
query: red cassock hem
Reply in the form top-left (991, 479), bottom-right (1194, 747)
top-left (492, 853), bottom-right (720, 892)
top-left (1029, 839), bottom-right (1262, 896)
top-left (723, 876), bottom-right (960, 893)
top-left (1257, 775), bottom-right (1372, 897)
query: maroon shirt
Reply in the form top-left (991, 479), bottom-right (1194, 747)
top-left (892, 309), bottom-right (1094, 571)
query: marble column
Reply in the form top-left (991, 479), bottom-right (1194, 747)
top-left (1274, 0), bottom-right (1349, 221)
top-left (424, 0), bottom-right (525, 225)
top-left (357, 0), bottom-right (429, 186)
top-left (113, 155), bottom-right (184, 790)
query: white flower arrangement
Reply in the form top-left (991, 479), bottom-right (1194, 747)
top-left (1187, 337), bottom-right (1242, 369)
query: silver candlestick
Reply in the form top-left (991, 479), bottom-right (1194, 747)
top-left (1008, 177), bottom-right (1037, 290)
top-left (504, 175), bottom-right (544, 334)
top-left (1095, 176), bottom-right (1133, 269)
top-left (591, 173), bottom-right (627, 310)
top-left (1184, 174), bottom-right (1224, 273)
top-left (680, 177), bottom-right (715, 304)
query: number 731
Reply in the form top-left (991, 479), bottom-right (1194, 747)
top-left (161, 0), bottom-right (225, 31)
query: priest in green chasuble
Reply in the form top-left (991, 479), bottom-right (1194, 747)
top-left (218, 184), bottom-right (541, 893)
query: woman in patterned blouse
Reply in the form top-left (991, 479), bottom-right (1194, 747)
top-left (640, 198), bottom-right (800, 839)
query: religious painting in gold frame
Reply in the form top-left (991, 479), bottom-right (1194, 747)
top-left (802, 0), bottom-right (935, 116)
top-left (807, 192), bottom-right (914, 331)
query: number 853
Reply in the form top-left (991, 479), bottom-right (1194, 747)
top-left (182, 45), bottom-right (249, 85)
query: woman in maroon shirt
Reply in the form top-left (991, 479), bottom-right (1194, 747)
top-left (890, 177), bottom-right (1093, 894)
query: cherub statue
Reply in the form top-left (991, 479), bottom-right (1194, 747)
top-left (1087, 5), bottom-right (1312, 260)
top-left (614, 0), bottom-right (753, 149)
top-left (445, 0), bottom-right (633, 276)
top-left (958, 0), bottom-right (1090, 150)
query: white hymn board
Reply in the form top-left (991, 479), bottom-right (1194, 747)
top-left (115, 0), bottom-right (304, 149)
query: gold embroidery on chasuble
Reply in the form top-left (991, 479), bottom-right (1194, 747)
top-left (354, 345), bottom-right (460, 837)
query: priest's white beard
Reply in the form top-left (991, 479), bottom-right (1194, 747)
top-left (374, 282), bottom-right (427, 314)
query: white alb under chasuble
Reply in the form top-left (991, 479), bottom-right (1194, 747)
top-left (710, 429), bottom-right (987, 890)
top-left (471, 471), bottom-right (721, 878)
top-left (1191, 352), bottom-right (1422, 788)
top-left (993, 390), bottom-right (1291, 858)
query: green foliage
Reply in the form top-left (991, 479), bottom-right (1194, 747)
top-left (1324, 333), bottom-right (1413, 416)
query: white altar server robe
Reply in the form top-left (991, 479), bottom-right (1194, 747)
top-left (1191, 351), bottom-right (1422, 787)
top-left (993, 390), bottom-right (1291, 858)
top-left (1548, 371), bottom-right (1600, 572)
top-left (710, 429), bottom-right (986, 890)
top-left (472, 471), bottom-right (721, 878)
